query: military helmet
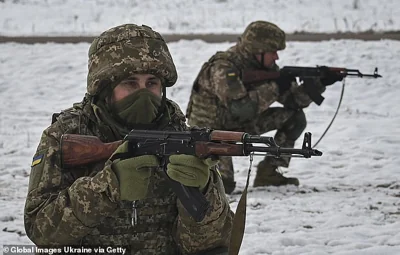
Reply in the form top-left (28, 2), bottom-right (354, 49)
top-left (87, 24), bottom-right (177, 96)
top-left (238, 21), bottom-right (286, 54)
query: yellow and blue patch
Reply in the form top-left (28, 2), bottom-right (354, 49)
top-left (31, 154), bottom-right (44, 167)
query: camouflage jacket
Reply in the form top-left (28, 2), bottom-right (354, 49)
top-left (186, 46), bottom-right (323, 130)
top-left (24, 98), bottom-right (233, 255)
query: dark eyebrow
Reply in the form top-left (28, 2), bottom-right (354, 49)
top-left (122, 76), bottom-right (159, 82)
top-left (123, 77), bottom-right (139, 81)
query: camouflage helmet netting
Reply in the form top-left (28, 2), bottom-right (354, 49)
top-left (87, 24), bottom-right (178, 96)
top-left (239, 21), bottom-right (286, 54)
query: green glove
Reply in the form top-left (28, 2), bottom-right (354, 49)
top-left (111, 142), bottom-right (160, 201)
top-left (167, 155), bottom-right (218, 190)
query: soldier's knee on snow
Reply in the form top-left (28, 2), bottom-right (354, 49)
top-left (282, 110), bottom-right (307, 140)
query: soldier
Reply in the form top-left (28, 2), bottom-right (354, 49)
top-left (186, 21), bottom-right (342, 194)
top-left (24, 24), bottom-right (233, 255)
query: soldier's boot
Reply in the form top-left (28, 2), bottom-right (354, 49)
top-left (253, 160), bottom-right (299, 187)
top-left (218, 156), bottom-right (236, 194)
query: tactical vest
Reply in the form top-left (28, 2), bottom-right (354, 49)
top-left (186, 51), bottom-right (247, 130)
top-left (52, 99), bottom-right (187, 254)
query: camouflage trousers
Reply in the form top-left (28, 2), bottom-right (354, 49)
top-left (218, 107), bottom-right (307, 182)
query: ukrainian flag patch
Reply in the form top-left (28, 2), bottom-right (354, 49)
top-left (31, 154), bottom-right (44, 167)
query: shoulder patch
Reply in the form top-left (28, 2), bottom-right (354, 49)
top-left (227, 71), bottom-right (237, 78)
top-left (225, 68), bottom-right (247, 100)
top-left (226, 69), bottom-right (242, 90)
top-left (226, 69), bottom-right (238, 80)
top-left (31, 154), bottom-right (44, 167)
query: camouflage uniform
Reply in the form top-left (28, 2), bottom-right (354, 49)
top-left (24, 24), bottom-right (233, 255)
top-left (186, 21), bottom-right (326, 193)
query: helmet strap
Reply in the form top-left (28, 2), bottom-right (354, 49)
top-left (253, 53), bottom-right (265, 69)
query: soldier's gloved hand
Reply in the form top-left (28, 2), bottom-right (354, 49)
top-left (111, 142), bottom-right (159, 201)
top-left (302, 77), bottom-right (326, 105)
top-left (275, 75), bottom-right (296, 94)
top-left (320, 66), bottom-right (344, 86)
top-left (167, 155), bottom-right (218, 190)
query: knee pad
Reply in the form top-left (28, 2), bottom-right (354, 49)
top-left (282, 110), bottom-right (307, 140)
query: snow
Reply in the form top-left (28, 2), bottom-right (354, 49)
top-left (1, 39), bottom-right (399, 254)
top-left (0, 0), bottom-right (400, 36)
top-left (1, 0), bottom-right (400, 254)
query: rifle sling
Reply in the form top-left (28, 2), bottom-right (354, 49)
top-left (228, 155), bottom-right (253, 255)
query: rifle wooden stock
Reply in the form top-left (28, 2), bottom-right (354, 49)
top-left (241, 69), bottom-right (280, 85)
top-left (61, 134), bottom-right (123, 168)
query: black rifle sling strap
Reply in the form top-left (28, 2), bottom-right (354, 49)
top-left (228, 154), bottom-right (254, 255)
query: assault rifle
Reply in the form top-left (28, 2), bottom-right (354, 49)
top-left (60, 128), bottom-right (322, 222)
top-left (242, 65), bottom-right (382, 105)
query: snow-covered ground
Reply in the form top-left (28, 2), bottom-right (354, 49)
top-left (1, 39), bottom-right (399, 254)
top-left (0, 0), bottom-right (400, 36)
top-left (1, 0), bottom-right (400, 254)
